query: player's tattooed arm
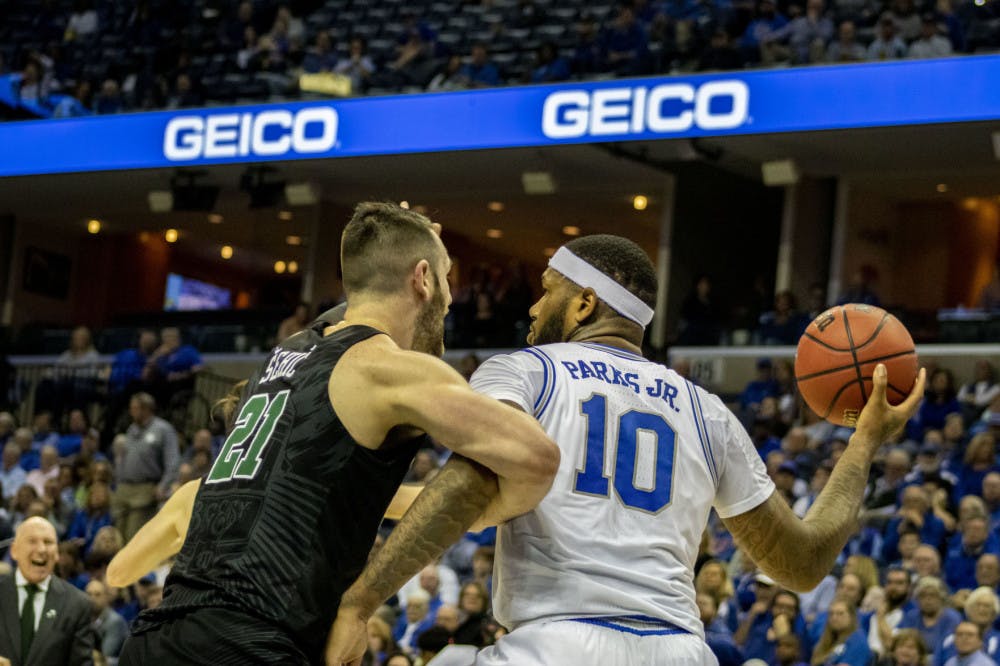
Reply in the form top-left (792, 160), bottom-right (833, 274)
top-left (723, 364), bottom-right (925, 592)
top-left (339, 454), bottom-right (499, 618)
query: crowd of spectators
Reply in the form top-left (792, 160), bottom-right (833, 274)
top-left (1, 0), bottom-right (997, 120)
top-left (3, 301), bottom-right (1000, 664)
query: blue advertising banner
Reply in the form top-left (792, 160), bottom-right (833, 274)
top-left (0, 56), bottom-right (997, 177)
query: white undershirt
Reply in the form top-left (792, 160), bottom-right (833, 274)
top-left (15, 568), bottom-right (51, 632)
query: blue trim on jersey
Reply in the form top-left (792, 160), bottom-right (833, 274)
top-left (522, 348), bottom-right (549, 412)
top-left (685, 381), bottom-right (718, 485)
top-left (524, 347), bottom-right (557, 418)
top-left (568, 616), bottom-right (690, 637)
top-left (579, 342), bottom-right (652, 363)
top-left (691, 384), bottom-right (719, 480)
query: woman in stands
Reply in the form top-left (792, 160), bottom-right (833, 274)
top-left (811, 599), bottom-right (871, 666)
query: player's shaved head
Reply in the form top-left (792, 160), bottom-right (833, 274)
top-left (340, 202), bottom-right (444, 297)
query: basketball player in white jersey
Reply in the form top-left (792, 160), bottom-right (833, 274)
top-left (327, 235), bottom-right (926, 666)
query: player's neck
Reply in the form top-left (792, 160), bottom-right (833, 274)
top-left (567, 321), bottom-right (643, 355)
top-left (331, 299), bottom-right (417, 350)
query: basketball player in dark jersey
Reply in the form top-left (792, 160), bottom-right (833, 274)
top-left (118, 202), bottom-right (560, 666)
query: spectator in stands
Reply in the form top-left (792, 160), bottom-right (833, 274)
top-left (947, 516), bottom-right (1000, 592)
top-left (960, 361), bottom-right (999, 420)
top-left (741, 0), bottom-right (789, 62)
top-left (697, 559), bottom-right (741, 633)
top-left (167, 73), bottom-right (202, 109)
top-left (15, 59), bottom-right (50, 108)
top-left (767, 0), bottom-right (835, 63)
top-left (868, 15), bottom-right (909, 60)
top-left (882, 629), bottom-right (929, 666)
top-left (460, 43), bottom-right (501, 88)
top-left (427, 55), bottom-right (466, 91)
top-left (867, 448), bottom-right (912, 516)
top-left (26, 444), bottom-right (58, 496)
top-left (827, 20), bottom-right (867, 61)
top-left (909, 369), bottom-right (962, 440)
top-left (385, 654), bottom-right (413, 666)
top-left (935, 587), bottom-right (1000, 664)
top-left (899, 576), bottom-right (962, 649)
top-left (811, 598), bottom-right (872, 665)
top-left (838, 267), bottom-right (881, 305)
top-left (678, 275), bottom-right (722, 346)
top-left (699, 592), bottom-right (745, 666)
top-left (698, 30), bottom-right (745, 71)
top-left (944, 621), bottom-right (995, 666)
top-left (303, 31), bottom-right (338, 74)
top-left (110, 329), bottom-right (158, 395)
top-left (794, 460), bottom-right (832, 518)
top-left (982, 473), bottom-right (1000, 531)
top-left (572, 15), bottom-right (604, 75)
top-left (146, 327), bottom-right (203, 405)
top-left (66, 481), bottom-right (112, 557)
top-left (381, 14), bottom-right (437, 87)
top-left (276, 5), bottom-right (305, 44)
top-left (736, 583), bottom-right (809, 663)
top-left (871, 568), bottom-right (914, 656)
top-left (1, 441), bottom-right (26, 502)
top-left (453, 581), bottom-right (490, 646)
top-left (602, 5), bottom-right (649, 74)
top-left (85, 525), bottom-right (123, 581)
top-left (94, 79), bottom-right (125, 114)
top-left (64, 0), bottom-right (99, 42)
top-left (976, 553), bottom-right (1000, 593)
top-left (956, 433), bottom-right (999, 500)
top-left (885, 0), bottom-right (923, 41)
top-left (909, 13), bottom-right (953, 58)
top-left (335, 38), bottom-right (376, 93)
top-left (759, 291), bottom-right (808, 345)
top-left (394, 589), bottom-right (436, 655)
top-left (277, 303), bottom-right (311, 343)
top-left (741, 358), bottom-right (780, 416)
top-left (112, 392), bottom-right (179, 542)
top-left (87, 577), bottom-right (128, 662)
top-left (883, 485), bottom-right (947, 561)
top-left (529, 42), bottom-right (571, 83)
top-left (978, 266), bottom-right (1000, 311)
top-left (57, 409), bottom-right (87, 458)
top-left (405, 449), bottom-right (440, 483)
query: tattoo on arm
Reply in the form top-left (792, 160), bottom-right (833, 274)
top-left (341, 454), bottom-right (499, 617)
top-left (724, 446), bottom-right (870, 591)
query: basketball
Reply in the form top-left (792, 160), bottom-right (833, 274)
top-left (795, 304), bottom-right (919, 427)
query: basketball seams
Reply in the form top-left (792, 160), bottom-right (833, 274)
top-left (795, 349), bottom-right (916, 382)
top-left (841, 309), bottom-right (868, 404)
top-left (850, 312), bottom-right (890, 352)
top-left (802, 331), bottom-right (851, 353)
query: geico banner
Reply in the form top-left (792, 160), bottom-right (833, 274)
top-left (0, 56), bottom-right (998, 176)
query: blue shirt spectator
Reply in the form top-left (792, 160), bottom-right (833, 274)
top-left (742, 0), bottom-right (789, 49)
top-left (530, 43), bottom-right (571, 83)
top-left (739, 588), bottom-right (811, 663)
top-left (946, 519), bottom-right (1000, 592)
top-left (954, 433), bottom-right (1000, 501)
top-left (815, 628), bottom-right (870, 665)
top-left (601, 6), bottom-right (648, 74)
top-left (908, 369), bottom-right (962, 440)
top-left (150, 328), bottom-right (203, 380)
top-left (110, 330), bottom-right (158, 393)
top-left (881, 486), bottom-right (947, 562)
top-left (936, 627), bottom-right (1000, 666)
top-left (460, 44), bottom-right (500, 88)
top-left (898, 578), bottom-right (962, 651)
top-left (758, 291), bottom-right (809, 345)
top-left (0, 441), bottom-right (27, 502)
top-left (571, 17), bottom-right (603, 75)
top-left (65, 482), bottom-right (113, 557)
top-left (741, 359), bottom-right (781, 413)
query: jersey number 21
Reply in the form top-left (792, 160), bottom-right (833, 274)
top-left (207, 391), bottom-right (290, 484)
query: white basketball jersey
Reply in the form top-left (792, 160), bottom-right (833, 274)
top-left (469, 342), bottom-right (775, 637)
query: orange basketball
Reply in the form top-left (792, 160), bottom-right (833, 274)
top-left (795, 304), bottom-right (918, 427)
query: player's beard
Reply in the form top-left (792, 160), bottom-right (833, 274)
top-left (530, 295), bottom-right (572, 346)
top-left (412, 285), bottom-right (447, 357)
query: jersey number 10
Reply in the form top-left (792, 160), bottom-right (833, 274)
top-left (574, 394), bottom-right (676, 514)
top-left (207, 390), bottom-right (290, 484)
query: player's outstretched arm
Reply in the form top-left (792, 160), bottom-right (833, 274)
top-left (106, 478), bottom-right (201, 588)
top-left (722, 364), bottom-right (926, 593)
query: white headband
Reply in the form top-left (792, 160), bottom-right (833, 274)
top-left (548, 247), bottom-right (654, 327)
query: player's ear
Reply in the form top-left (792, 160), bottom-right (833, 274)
top-left (412, 259), bottom-right (432, 302)
top-left (574, 288), bottom-right (599, 323)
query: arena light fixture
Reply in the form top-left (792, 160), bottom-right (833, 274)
top-left (87, 219), bottom-right (101, 234)
top-left (286, 235), bottom-right (303, 246)
top-left (278, 210), bottom-right (293, 221)
top-left (761, 159), bottom-right (800, 186)
top-left (274, 260), bottom-right (287, 274)
top-left (522, 171), bottom-right (556, 195)
top-left (562, 225), bottom-right (581, 237)
top-left (486, 228), bottom-right (503, 239)
top-left (165, 228), bottom-right (179, 243)
top-left (488, 201), bottom-right (504, 213)
top-left (543, 247), bottom-right (556, 257)
top-left (285, 183), bottom-right (318, 206)
top-left (633, 195), bottom-right (648, 211)
top-left (400, 201), bottom-right (410, 209)
top-left (936, 184), bottom-right (948, 193)
top-left (220, 245), bottom-right (233, 259)
top-left (208, 213), bottom-right (224, 224)
top-left (288, 261), bottom-right (299, 274)
top-left (148, 190), bottom-right (173, 213)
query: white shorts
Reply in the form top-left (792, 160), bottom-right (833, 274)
top-left (473, 618), bottom-right (719, 666)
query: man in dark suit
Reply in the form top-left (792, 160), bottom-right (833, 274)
top-left (0, 517), bottom-right (94, 666)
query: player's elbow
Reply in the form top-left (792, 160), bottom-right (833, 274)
top-left (519, 434), bottom-right (560, 484)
